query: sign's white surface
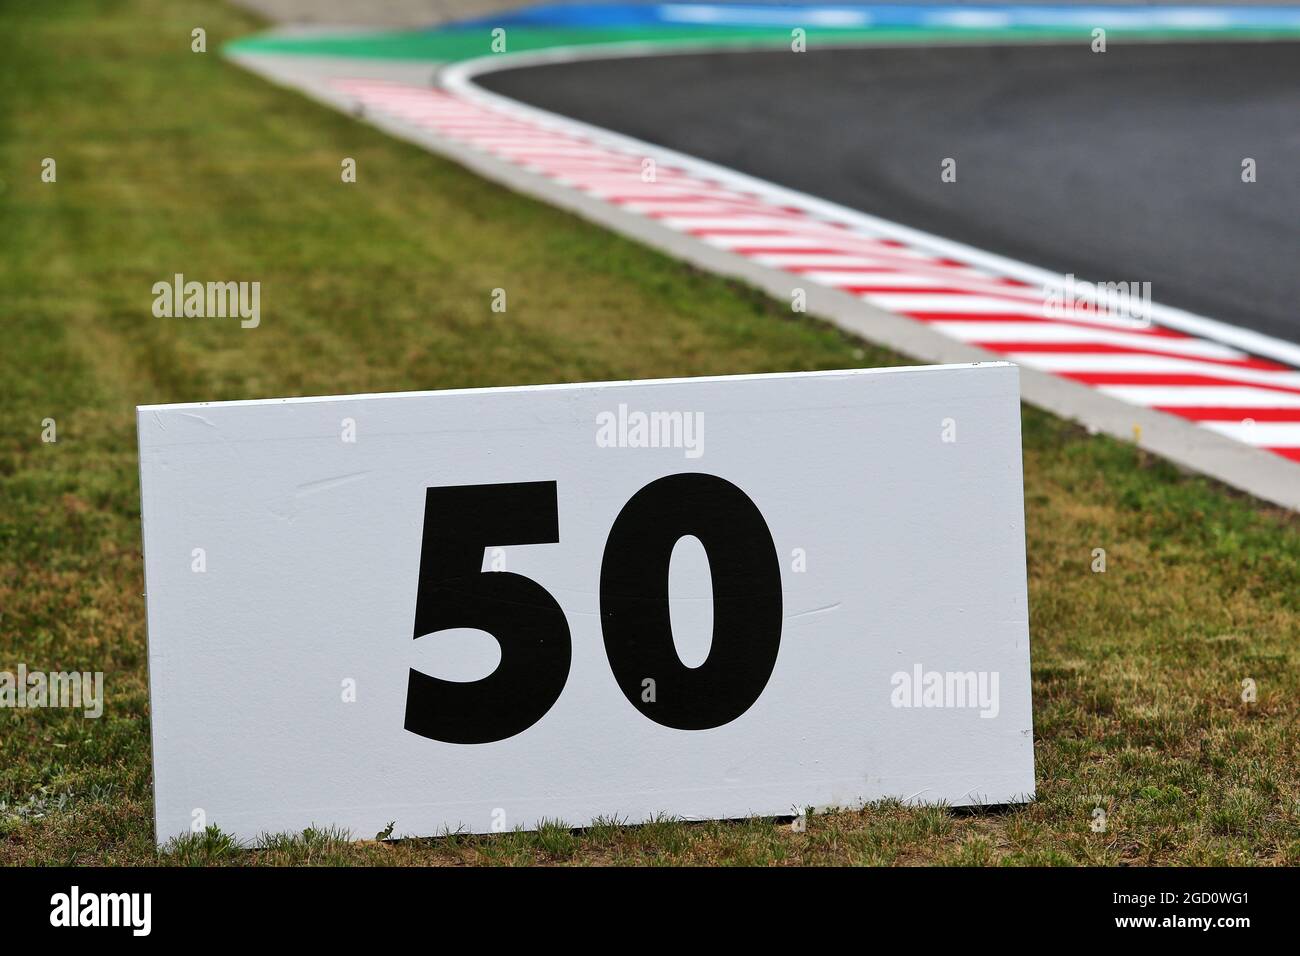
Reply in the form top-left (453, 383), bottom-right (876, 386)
top-left (137, 364), bottom-right (1034, 843)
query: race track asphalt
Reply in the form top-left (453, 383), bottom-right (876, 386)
top-left (480, 41), bottom-right (1300, 347)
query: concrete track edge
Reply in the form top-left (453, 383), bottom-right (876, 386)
top-left (226, 47), bottom-right (1300, 511)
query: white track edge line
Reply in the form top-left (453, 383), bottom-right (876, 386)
top-left (440, 43), bottom-right (1300, 370)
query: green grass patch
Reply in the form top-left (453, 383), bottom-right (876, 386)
top-left (1, 0), bottom-right (1298, 865)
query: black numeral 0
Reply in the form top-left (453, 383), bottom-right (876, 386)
top-left (404, 482), bottom-right (571, 744)
top-left (600, 474), bottom-right (783, 730)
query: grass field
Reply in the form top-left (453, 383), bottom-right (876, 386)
top-left (2, 0), bottom-right (1298, 865)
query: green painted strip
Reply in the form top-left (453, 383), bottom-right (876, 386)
top-left (224, 24), bottom-right (1300, 62)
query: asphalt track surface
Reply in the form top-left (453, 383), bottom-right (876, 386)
top-left (480, 41), bottom-right (1300, 348)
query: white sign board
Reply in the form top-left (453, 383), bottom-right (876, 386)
top-left (138, 364), bottom-right (1033, 843)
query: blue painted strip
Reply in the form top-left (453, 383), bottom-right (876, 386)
top-left (446, 3), bottom-right (1300, 32)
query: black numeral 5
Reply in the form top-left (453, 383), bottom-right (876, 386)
top-left (404, 482), bottom-right (571, 744)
